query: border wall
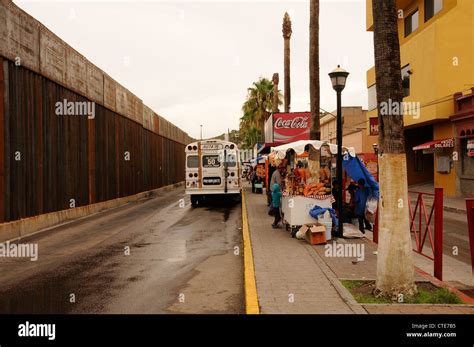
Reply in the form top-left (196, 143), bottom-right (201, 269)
top-left (0, 0), bottom-right (193, 223)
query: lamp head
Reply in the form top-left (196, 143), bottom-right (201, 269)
top-left (329, 65), bottom-right (350, 92)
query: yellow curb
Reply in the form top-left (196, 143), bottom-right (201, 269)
top-left (241, 190), bottom-right (260, 314)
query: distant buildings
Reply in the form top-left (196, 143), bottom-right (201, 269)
top-left (320, 107), bottom-right (378, 155)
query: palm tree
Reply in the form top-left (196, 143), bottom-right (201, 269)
top-left (272, 73), bottom-right (280, 113)
top-left (307, 0), bottom-right (321, 185)
top-left (372, 0), bottom-right (416, 298)
top-left (309, 0), bottom-right (320, 140)
top-left (242, 126), bottom-right (261, 149)
top-left (282, 12), bottom-right (292, 113)
top-left (239, 77), bottom-right (282, 149)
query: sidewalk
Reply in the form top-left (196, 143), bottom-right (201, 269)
top-left (409, 182), bottom-right (469, 214)
top-left (244, 184), bottom-right (474, 314)
top-left (244, 185), bottom-right (362, 314)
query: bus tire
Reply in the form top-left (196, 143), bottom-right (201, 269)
top-left (191, 195), bottom-right (199, 207)
top-left (234, 194), bottom-right (242, 203)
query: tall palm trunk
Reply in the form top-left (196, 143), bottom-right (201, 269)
top-left (309, 0), bottom-right (320, 141)
top-left (372, 0), bottom-right (416, 298)
top-left (282, 12), bottom-right (292, 113)
top-left (272, 73), bottom-right (280, 113)
top-left (308, 0), bottom-right (320, 183)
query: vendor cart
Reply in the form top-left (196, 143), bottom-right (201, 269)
top-left (281, 195), bottom-right (334, 234)
top-left (270, 140), bottom-right (356, 236)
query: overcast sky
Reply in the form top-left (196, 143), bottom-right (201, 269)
top-left (15, 0), bottom-right (374, 139)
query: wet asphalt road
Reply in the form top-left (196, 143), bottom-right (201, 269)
top-left (409, 210), bottom-right (472, 266)
top-left (442, 211), bottom-right (472, 266)
top-left (0, 187), bottom-right (244, 314)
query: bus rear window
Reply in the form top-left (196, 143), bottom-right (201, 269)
top-left (187, 155), bottom-right (199, 168)
top-left (203, 155), bottom-right (220, 168)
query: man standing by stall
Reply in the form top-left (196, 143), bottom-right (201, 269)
top-left (270, 164), bottom-right (286, 192)
top-left (355, 178), bottom-right (372, 234)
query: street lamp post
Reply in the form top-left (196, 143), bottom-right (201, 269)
top-left (329, 65), bottom-right (349, 238)
top-left (200, 125), bottom-right (203, 140)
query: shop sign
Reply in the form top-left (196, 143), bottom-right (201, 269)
top-left (434, 138), bottom-right (454, 149)
top-left (369, 117), bottom-right (379, 136)
top-left (272, 112), bottom-right (310, 143)
top-left (468, 139), bottom-right (474, 157)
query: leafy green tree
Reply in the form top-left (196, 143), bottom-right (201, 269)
top-left (239, 77), bottom-right (282, 149)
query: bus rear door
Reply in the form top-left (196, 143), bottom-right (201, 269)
top-left (201, 151), bottom-right (224, 192)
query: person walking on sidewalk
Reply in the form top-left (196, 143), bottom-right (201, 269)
top-left (271, 183), bottom-right (282, 229)
top-left (355, 178), bottom-right (372, 234)
top-left (268, 164), bottom-right (286, 205)
top-left (270, 164), bottom-right (285, 190)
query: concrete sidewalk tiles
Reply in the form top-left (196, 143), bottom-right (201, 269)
top-left (244, 186), bottom-right (359, 314)
top-left (244, 185), bottom-right (474, 314)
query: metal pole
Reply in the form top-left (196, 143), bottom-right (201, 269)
top-left (434, 187), bottom-right (443, 281)
top-left (373, 154), bottom-right (379, 243)
top-left (224, 148), bottom-right (228, 194)
top-left (200, 125), bottom-right (203, 140)
top-left (336, 90), bottom-right (343, 238)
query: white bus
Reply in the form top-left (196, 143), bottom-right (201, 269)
top-left (185, 140), bottom-right (242, 206)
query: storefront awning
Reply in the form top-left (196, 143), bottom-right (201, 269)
top-left (270, 140), bottom-right (356, 159)
top-left (413, 138), bottom-right (455, 151)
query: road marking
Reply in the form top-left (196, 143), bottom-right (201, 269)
top-left (241, 190), bottom-right (260, 314)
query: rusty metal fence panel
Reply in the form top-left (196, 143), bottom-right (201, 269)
top-left (0, 60), bottom-right (185, 223)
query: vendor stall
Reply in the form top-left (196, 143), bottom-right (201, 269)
top-left (271, 140), bottom-right (356, 235)
top-left (252, 155), bottom-right (267, 193)
top-left (281, 195), bottom-right (333, 231)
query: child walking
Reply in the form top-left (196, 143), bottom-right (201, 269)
top-left (271, 183), bottom-right (282, 228)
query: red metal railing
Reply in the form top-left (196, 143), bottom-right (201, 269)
top-left (409, 188), bottom-right (443, 280)
top-left (466, 199), bottom-right (474, 275)
top-left (372, 189), bottom-right (443, 280)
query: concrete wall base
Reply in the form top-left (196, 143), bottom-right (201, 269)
top-left (0, 182), bottom-right (184, 243)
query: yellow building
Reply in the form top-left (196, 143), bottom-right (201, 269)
top-left (366, 0), bottom-right (474, 197)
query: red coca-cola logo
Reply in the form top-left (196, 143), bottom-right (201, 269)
top-left (271, 112), bottom-right (310, 143)
top-left (274, 116), bottom-right (309, 129)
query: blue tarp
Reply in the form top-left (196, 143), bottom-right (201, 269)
top-left (309, 206), bottom-right (339, 228)
top-left (342, 155), bottom-right (379, 199)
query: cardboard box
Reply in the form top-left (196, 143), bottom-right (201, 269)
top-left (304, 224), bottom-right (327, 245)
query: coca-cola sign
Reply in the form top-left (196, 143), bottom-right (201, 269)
top-left (274, 116), bottom-right (309, 129)
top-left (272, 112), bottom-right (310, 143)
